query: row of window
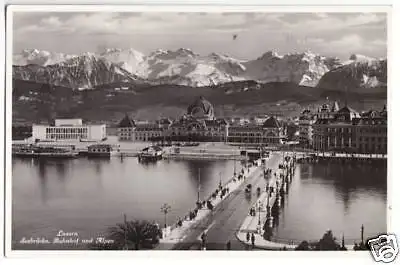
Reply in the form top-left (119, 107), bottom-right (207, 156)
top-left (46, 127), bottom-right (88, 134)
top-left (314, 143), bottom-right (387, 151)
top-left (359, 128), bottom-right (387, 134)
top-left (89, 148), bottom-right (111, 153)
top-left (135, 128), bottom-right (162, 132)
top-left (46, 133), bottom-right (88, 139)
top-left (359, 120), bottom-right (386, 125)
top-left (228, 137), bottom-right (280, 143)
top-left (359, 137), bottom-right (387, 143)
top-left (314, 135), bottom-right (387, 143)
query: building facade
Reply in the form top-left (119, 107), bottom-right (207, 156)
top-left (312, 105), bottom-right (387, 154)
top-left (354, 107), bottom-right (387, 154)
top-left (32, 119), bottom-right (107, 141)
top-left (116, 96), bottom-right (286, 144)
top-left (227, 116), bottom-right (286, 145)
top-left (298, 109), bottom-right (316, 147)
top-left (117, 115), bottom-right (136, 141)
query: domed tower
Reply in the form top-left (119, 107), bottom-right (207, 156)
top-left (187, 96), bottom-right (215, 120)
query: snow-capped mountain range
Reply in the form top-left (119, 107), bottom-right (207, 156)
top-left (13, 52), bottom-right (142, 89)
top-left (13, 48), bottom-right (387, 90)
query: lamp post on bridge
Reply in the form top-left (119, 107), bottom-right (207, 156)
top-left (219, 172), bottom-right (222, 190)
top-left (197, 168), bottom-right (201, 204)
top-left (361, 224), bottom-right (364, 244)
top-left (160, 203), bottom-right (171, 229)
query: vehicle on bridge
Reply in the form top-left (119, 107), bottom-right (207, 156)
top-left (245, 184), bottom-right (252, 194)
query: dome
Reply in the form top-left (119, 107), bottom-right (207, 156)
top-left (187, 96), bottom-right (215, 120)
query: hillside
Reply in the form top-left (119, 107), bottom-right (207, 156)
top-left (12, 79), bottom-right (387, 124)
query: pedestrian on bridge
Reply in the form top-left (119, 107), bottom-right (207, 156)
top-left (251, 233), bottom-right (255, 248)
top-left (201, 232), bottom-right (207, 248)
top-left (226, 241), bottom-right (231, 250)
top-left (246, 232), bottom-right (250, 242)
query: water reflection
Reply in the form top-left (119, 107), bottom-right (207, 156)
top-left (37, 159), bottom-right (48, 203)
top-left (12, 157), bottom-right (236, 245)
top-left (272, 161), bottom-right (387, 244)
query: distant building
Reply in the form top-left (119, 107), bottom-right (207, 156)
top-left (117, 114), bottom-right (136, 141)
top-left (135, 123), bottom-right (164, 142)
top-left (227, 116), bottom-right (286, 145)
top-left (32, 118), bottom-right (106, 141)
top-left (298, 109), bottom-right (316, 147)
top-left (355, 106), bottom-right (387, 154)
top-left (312, 105), bottom-right (387, 154)
top-left (117, 115), bottom-right (170, 142)
top-left (166, 97), bottom-right (229, 142)
top-left (115, 96), bottom-right (286, 144)
top-left (316, 102), bottom-right (338, 119)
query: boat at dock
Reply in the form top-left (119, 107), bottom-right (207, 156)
top-left (12, 144), bottom-right (78, 158)
top-left (138, 146), bottom-right (164, 161)
top-left (87, 144), bottom-right (120, 157)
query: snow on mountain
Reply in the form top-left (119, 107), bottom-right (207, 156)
top-left (13, 53), bottom-right (142, 89)
top-left (317, 54), bottom-right (387, 90)
top-left (13, 48), bottom-right (385, 89)
top-left (343, 54), bottom-right (376, 65)
top-left (13, 49), bottom-right (77, 66)
top-left (242, 51), bottom-right (335, 87)
top-left (99, 48), bottom-right (146, 75)
top-left (141, 48), bottom-right (246, 86)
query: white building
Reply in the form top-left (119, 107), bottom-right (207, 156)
top-left (32, 119), bottom-right (107, 141)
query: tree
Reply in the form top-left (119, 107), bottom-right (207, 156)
top-left (314, 230), bottom-right (341, 250)
top-left (93, 220), bottom-right (162, 250)
top-left (295, 240), bottom-right (311, 250)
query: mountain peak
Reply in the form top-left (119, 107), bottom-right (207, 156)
top-left (348, 54), bottom-right (376, 63)
top-left (81, 52), bottom-right (97, 57)
top-left (102, 48), bottom-right (122, 54)
top-left (258, 50), bottom-right (283, 60)
top-left (22, 48), bottom-right (40, 55)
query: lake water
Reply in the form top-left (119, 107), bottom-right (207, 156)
top-left (11, 157), bottom-right (387, 248)
top-left (271, 161), bottom-right (387, 245)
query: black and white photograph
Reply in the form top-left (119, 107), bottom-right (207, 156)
top-left (4, 4), bottom-right (394, 260)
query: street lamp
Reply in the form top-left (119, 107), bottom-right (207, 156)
top-left (123, 213), bottom-right (128, 250)
top-left (160, 203), bottom-right (171, 229)
top-left (219, 172), bottom-right (222, 190)
top-left (361, 224), bottom-right (364, 244)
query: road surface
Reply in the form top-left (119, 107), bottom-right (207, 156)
top-left (172, 153), bottom-right (282, 250)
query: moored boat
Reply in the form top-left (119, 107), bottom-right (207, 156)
top-left (12, 144), bottom-right (78, 158)
top-left (87, 144), bottom-right (120, 157)
top-left (138, 146), bottom-right (164, 161)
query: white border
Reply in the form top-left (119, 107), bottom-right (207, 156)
top-left (2, 2), bottom-right (396, 265)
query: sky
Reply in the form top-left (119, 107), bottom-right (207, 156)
top-left (12, 12), bottom-right (387, 61)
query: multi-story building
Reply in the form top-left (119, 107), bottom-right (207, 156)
top-left (32, 119), bottom-right (107, 141)
top-left (117, 115), bottom-right (136, 141)
top-left (227, 116), bottom-right (286, 145)
top-left (312, 104), bottom-right (387, 154)
top-left (316, 101), bottom-right (339, 119)
top-left (354, 106), bottom-right (387, 154)
top-left (167, 116), bottom-right (229, 142)
top-left (298, 109), bottom-right (316, 147)
top-left (135, 122), bottom-right (164, 142)
top-left (116, 96), bottom-right (286, 144)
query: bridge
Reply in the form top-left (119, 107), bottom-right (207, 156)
top-left (156, 152), bottom-right (295, 250)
